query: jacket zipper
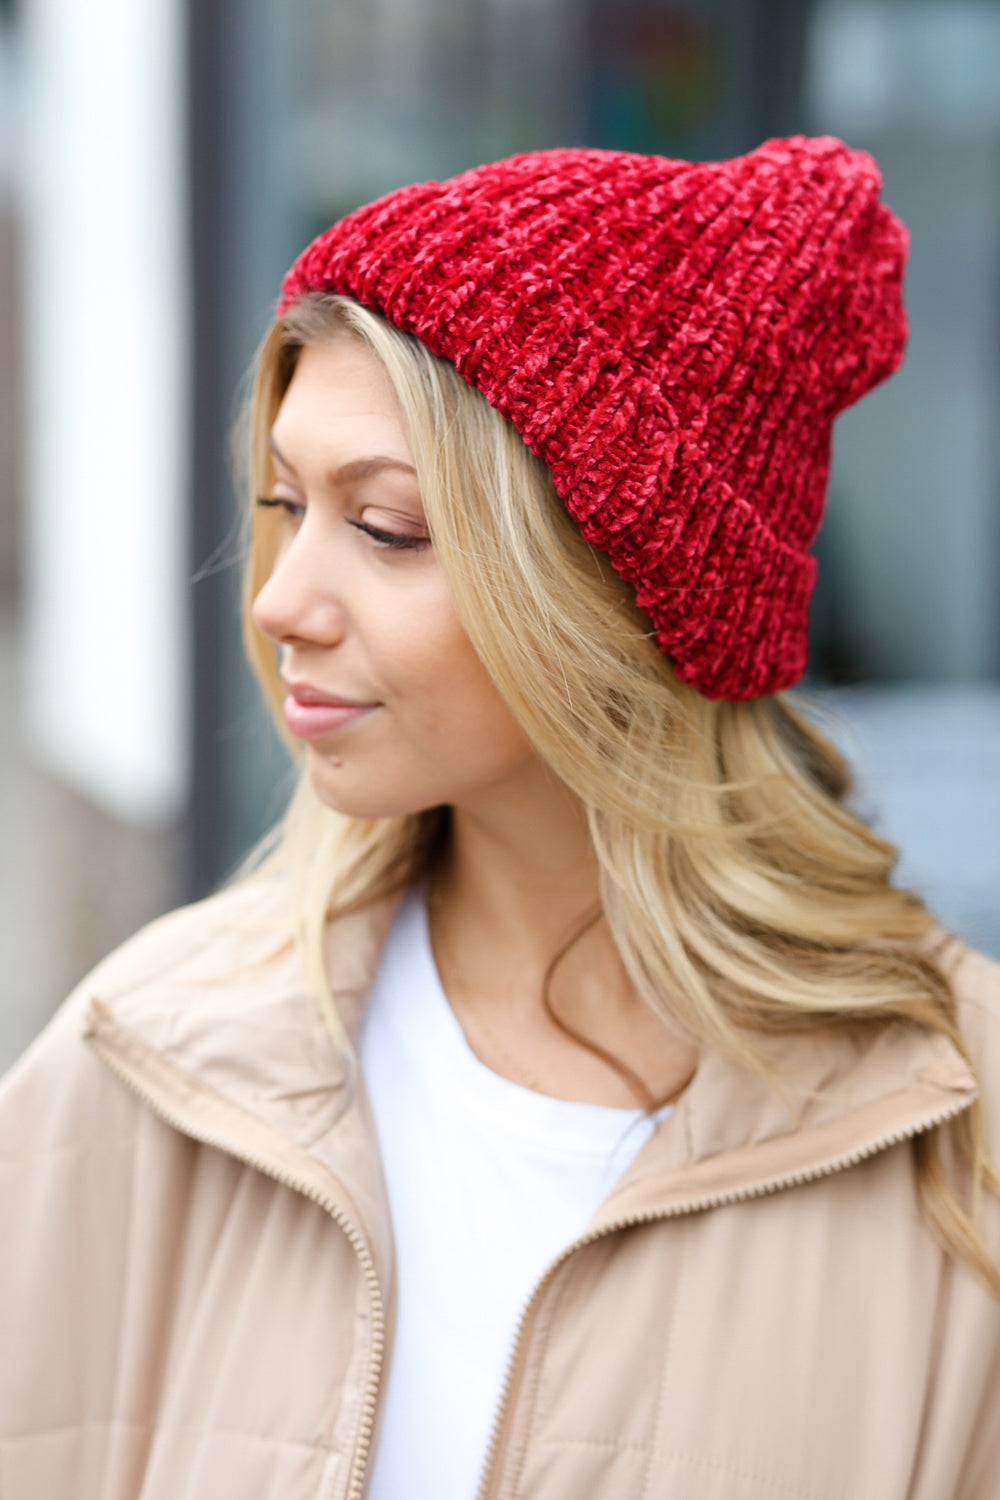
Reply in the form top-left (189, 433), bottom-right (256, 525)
top-left (88, 1031), bottom-right (383, 1500)
top-left (474, 1091), bottom-right (974, 1500)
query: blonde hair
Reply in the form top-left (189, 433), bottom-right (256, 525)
top-left (242, 292), bottom-right (999, 1294)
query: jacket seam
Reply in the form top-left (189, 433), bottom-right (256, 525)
top-left (639, 1215), bottom-right (689, 1499)
top-left (0, 1130), bottom-right (144, 1164)
top-left (904, 1249), bottom-right (956, 1494)
top-left (535, 1435), bottom-right (655, 1451)
top-left (643, 1445), bottom-right (833, 1499)
top-left (2, 1418), bottom-right (334, 1453)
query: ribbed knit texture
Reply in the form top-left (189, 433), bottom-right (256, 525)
top-left (280, 137), bottom-right (908, 699)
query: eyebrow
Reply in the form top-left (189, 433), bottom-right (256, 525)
top-left (268, 434), bottom-right (417, 486)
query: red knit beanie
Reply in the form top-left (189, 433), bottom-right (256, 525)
top-left (279, 136), bottom-right (908, 700)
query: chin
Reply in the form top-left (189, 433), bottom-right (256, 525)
top-left (306, 757), bottom-right (440, 822)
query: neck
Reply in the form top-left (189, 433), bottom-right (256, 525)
top-left (425, 759), bottom-right (698, 1109)
top-left (433, 762), bottom-right (601, 968)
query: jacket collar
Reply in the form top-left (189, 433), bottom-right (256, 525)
top-left (83, 881), bottom-right (397, 1293)
top-left (591, 1016), bottom-right (974, 1233)
top-left (83, 879), bottom-right (977, 1262)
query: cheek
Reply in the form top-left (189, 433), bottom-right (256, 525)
top-left (390, 599), bottom-right (530, 762)
top-left (435, 659), bottom-right (532, 775)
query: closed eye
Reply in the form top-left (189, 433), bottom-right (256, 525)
top-left (347, 518), bottom-right (430, 551)
top-left (256, 495), bottom-right (304, 520)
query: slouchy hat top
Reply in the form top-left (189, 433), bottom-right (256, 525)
top-left (280, 136), bottom-right (909, 699)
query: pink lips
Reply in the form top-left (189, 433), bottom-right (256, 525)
top-left (281, 680), bottom-right (376, 741)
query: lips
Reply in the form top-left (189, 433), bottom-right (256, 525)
top-left (281, 679), bottom-right (377, 741)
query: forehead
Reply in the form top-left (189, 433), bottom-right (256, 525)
top-left (270, 337), bottom-right (411, 465)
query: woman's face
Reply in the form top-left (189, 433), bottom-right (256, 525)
top-left (252, 336), bottom-right (537, 820)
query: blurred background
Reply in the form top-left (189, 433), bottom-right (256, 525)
top-left (1, 0), bottom-right (999, 1069)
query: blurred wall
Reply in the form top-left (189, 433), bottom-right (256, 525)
top-left (0, 5), bottom-right (16, 597)
top-left (807, 0), bottom-right (1000, 684)
top-left (1, 0), bottom-right (187, 1069)
top-left (19, 0), bottom-right (190, 821)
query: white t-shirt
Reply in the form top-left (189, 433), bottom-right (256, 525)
top-left (358, 890), bottom-right (671, 1500)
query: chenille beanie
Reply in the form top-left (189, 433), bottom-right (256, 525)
top-left (279, 136), bottom-right (908, 700)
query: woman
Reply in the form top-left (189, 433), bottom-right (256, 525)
top-left (2, 137), bottom-right (999, 1499)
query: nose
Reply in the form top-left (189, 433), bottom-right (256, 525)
top-left (251, 526), bottom-right (347, 649)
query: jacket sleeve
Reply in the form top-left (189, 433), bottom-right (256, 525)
top-left (0, 991), bottom-right (171, 1496)
top-left (942, 944), bottom-right (1000, 1499)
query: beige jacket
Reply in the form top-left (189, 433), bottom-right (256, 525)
top-left (2, 879), bottom-right (1000, 1500)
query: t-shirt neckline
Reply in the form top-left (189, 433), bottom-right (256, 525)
top-left (396, 888), bottom-right (672, 1154)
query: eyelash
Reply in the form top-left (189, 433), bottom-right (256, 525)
top-left (347, 518), bottom-right (429, 551)
top-left (257, 496), bottom-right (304, 520)
top-left (255, 497), bottom-right (429, 551)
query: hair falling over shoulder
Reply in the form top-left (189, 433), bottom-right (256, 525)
top-left (239, 292), bottom-right (1000, 1296)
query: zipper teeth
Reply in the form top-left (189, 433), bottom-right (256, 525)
top-left (90, 1036), bottom-right (384, 1500)
top-left (474, 1093), bottom-right (972, 1500)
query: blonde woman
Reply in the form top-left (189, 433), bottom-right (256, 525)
top-left (2, 138), bottom-right (999, 1500)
